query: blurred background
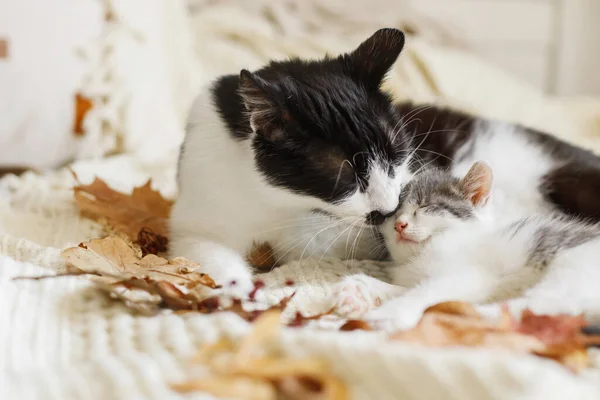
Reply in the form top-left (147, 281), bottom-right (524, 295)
top-left (1, 0), bottom-right (599, 172)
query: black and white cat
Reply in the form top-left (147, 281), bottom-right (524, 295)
top-left (335, 162), bottom-right (600, 329)
top-left (170, 27), bottom-right (600, 296)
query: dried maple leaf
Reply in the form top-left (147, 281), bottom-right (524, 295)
top-left (61, 236), bottom-right (217, 289)
top-left (390, 301), bottom-right (546, 351)
top-left (173, 310), bottom-right (348, 400)
top-left (72, 175), bottom-right (172, 245)
top-left (517, 310), bottom-right (586, 348)
top-left (73, 93), bottom-right (93, 136)
top-left (515, 310), bottom-right (598, 372)
top-left (0, 38), bottom-right (8, 59)
top-left (388, 301), bottom-right (600, 372)
top-left (339, 320), bottom-right (373, 331)
top-left (72, 174), bottom-right (280, 260)
top-left (391, 311), bottom-right (545, 352)
top-left (277, 376), bottom-right (348, 400)
top-left (424, 301), bottom-right (482, 318)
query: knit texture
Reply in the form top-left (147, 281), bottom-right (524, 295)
top-left (2, 154), bottom-right (600, 400)
top-left (4, 0), bottom-right (600, 398)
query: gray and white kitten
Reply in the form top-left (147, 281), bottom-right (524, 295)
top-left (335, 161), bottom-right (600, 328)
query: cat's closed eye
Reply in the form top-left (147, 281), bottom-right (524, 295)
top-left (420, 204), bottom-right (446, 214)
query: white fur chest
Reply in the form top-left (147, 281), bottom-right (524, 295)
top-left (174, 88), bottom-right (317, 253)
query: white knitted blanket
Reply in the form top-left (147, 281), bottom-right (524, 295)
top-left (3, 156), bottom-right (600, 400)
top-left (5, 0), bottom-right (600, 398)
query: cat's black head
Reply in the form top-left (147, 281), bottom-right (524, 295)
top-left (215, 29), bottom-right (411, 224)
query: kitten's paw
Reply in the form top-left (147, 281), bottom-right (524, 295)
top-left (332, 276), bottom-right (381, 318)
top-left (365, 300), bottom-right (426, 332)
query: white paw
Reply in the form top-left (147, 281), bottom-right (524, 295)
top-left (364, 299), bottom-right (426, 332)
top-left (194, 274), bottom-right (262, 303)
top-left (171, 242), bottom-right (260, 302)
top-left (221, 277), bottom-right (260, 300)
top-left (332, 276), bottom-right (381, 318)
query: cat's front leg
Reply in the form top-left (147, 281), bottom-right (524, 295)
top-left (169, 236), bottom-right (255, 300)
top-left (366, 269), bottom-right (497, 331)
top-left (365, 292), bottom-right (433, 332)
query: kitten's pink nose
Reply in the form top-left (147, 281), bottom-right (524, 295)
top-left (395, 221), bottom-right (408, 232)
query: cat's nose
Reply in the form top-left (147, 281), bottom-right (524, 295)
top-left (395, 221), bottom-right (408, 232)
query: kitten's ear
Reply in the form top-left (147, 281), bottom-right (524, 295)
top-left (238, 69), bottom-right (288, 141)
top-left (459, 161), bottom-right (493, 207)
top-left (342, 28), bottom-right (405, 91)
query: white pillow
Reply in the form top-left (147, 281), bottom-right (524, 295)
top-left (0, 0), bottom-right (102, 169)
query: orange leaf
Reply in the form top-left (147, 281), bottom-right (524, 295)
top-left (339, 320), bottom-right (373, 331)
top-left (174, 311), bottom-right (349, 400)
top-left (73, 176), bottom-right (172, 243)
top-left (424, 301), bottom-right (481, 318)
top-left (61, 236), bottom-right (216, 289)
top-left (517, 310), bottom-right (587, 348)
top-left (73, 93), bottom-right (93, 136)
top-left (391, 309), bottom-right (547, 355)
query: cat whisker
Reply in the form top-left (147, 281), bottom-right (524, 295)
top-left (297, 217), bottom-right (355, 265)
top-left (349, 220), bottom-right (365, 270)
top-left (310, 220), bottom-right (359, 279)
top-left (417, 148), bottom-right (456, 163)
top-left (331, 159), bottom-right (353, 199)
top-left (270, 216), bottom-right (356, 269)
top-left (250, 215), bottom-right (336, 236)
top-left (394, 104), bottom-right (434, 138)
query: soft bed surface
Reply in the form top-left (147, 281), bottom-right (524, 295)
top-left (3, 1), bottom-right (600, 398)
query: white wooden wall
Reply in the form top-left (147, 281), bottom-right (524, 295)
top-left (407, 0), bottom-right (600, 95)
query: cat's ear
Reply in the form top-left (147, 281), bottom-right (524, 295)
top-left (460, 161), bottom-right (493, 207)
top-left (341, 28), bottom-right (405, 91)
top-left (238, 69), bottom-right (288, 141)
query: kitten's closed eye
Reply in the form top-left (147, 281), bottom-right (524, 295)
top-left (420, 204), bottom-right (446, 214)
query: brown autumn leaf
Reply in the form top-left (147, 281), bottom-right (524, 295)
top-left (0, 166), bottom-right (35, 178)
top-left (389, 301), bottom-right (600, 372)
top-left (424, 301), bottom-right (482, 318)
top-left (0, 38), bottom-right (8, 59)
top-left (516, 310), bottom-right (599, 372)
top-left (517, 310), bottom-right (587, 348)
top-left (173, 310), bottom-right (348, 400)
top-left (72, 175), bottom-right (172, 244)
top-left (105, 279), bottom-right (223, 315)
top-left (61, 236), bottom-right (217, 289)
top-left (71, 174), bottom-right (278, 259)
top-left (339, 320), bottom-right (373, 331)
top-left (73, 93), bottom-right (93, 136)
top-left (391, 309), bottom-right (545, 352)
